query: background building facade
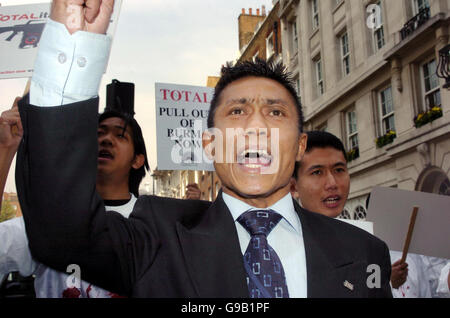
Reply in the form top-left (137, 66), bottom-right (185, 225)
top-left (277, 0), bottom-right (449, 219)
top-left (148, 1), bottom-right (449, 212)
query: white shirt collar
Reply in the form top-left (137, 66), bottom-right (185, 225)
top-left (222, 191), bottom-right (301, 234)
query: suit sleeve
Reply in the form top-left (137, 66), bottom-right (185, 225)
top-left (15, 97), bottom-right (158, 295)
top-left (377, 242), bottom-right (393, 298)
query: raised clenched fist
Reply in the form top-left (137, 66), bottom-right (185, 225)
top-left (0, 97), bottom-right (23, 151)
top-left (50, 0), bottom-right (115, 34)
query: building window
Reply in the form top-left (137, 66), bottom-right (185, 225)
top-left (379, 86), bottom-right (395, 134)
top-left (294, 74), bottom-right (301, 100)
top-left (421, 58), bottom-right (441, 110)
top-left (292, 20), bottom-right (298, 53)
top-left (266, 32), bottom-right (274, 60)
top-left (252, 51), bottom-right (259, 62)
top-left (340, 32), bottom-right (350, 76)
top-left (311, 0), bottom-right (319, 30)
top-left (315, 58), bottom-right (324, 96)
top-left (373, 25), bottom-right (385, 51)
top-left (370, 1), bottom-right (385, 52)
top-left (317, 122), bottom-right (327, 132)
top-left (346, 110), bottom-right (358, 150)
top-left (413, 0), bottom-right (430, 15)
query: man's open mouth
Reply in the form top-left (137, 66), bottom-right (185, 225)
top-left (322, 195), bottom-right (341, 207)
top-left (98, 149), bottom-right (114, 160)
top-left (237, 149), bottom-right (272, 168)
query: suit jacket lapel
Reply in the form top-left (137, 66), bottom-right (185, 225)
top-left (176, 192), bottom-right (248, 298)
top-left (294, 201), bottom-right (365, 297)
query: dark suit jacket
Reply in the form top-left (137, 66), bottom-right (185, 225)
top-left (16, 98), bottom-right (392, 298)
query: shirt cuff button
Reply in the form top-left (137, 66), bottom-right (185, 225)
top-left (58, 52), bottom-right (67, 64)
top-left (77, 57), bottom-right (87, 68)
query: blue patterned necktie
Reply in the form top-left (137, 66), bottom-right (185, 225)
top-left (237, 209), bottom-right (289, 298)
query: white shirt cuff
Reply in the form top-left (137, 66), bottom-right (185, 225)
top-left (31, 19), bottom-right (112, 106)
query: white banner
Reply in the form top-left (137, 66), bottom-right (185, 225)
top-left (155, 82), bottom-right (214, 171)
top-left (0, 1), bottom-right (122, 79)
top-left (367, 187), bottom-right (450, 259)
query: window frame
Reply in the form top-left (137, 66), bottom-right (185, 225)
top-left (315, 58), bottom-right (324, 96)
top-left (292, 20), bottom-right (298, 54)
top-left (378, 85), bottom-right (396, 135)
top-left (252, 50), bottom-right (259, 62)
top-left (340, 32), bottom-right (350, 76)
top-left (346, 109), bottom-right (359, 150)
top-left (266, 31), bottom-right (275, 60)
top-left (420, 58), bottom-right (441, 110)
top-left (311, 0), bottom-right (320, 30)
top-left (412, 0), bottom-right (430, 15)
top-left (293, 73), bottom-right (301, 99)
top-left (371, 1), bottom-right (385, 52)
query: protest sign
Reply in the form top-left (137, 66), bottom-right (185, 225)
top-left (367, 187), bottom-right (450, 259)
top-left (0, 1), bottom-right (122, 79)
top-left (338, 219), bottom-right (374, 234)
top-left (155, 82), bottom-right (214, 171)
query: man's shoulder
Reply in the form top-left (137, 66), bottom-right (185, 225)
top-left (131, 195), bottom-right (212, 223)
top-left (300, 207), bottom-right (388, 251)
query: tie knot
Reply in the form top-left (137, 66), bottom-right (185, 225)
top-left (237, 209), bottom-right (282, 237)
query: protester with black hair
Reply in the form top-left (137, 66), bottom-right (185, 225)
top-left (0, 83), bottom-right (149, 297)
top-left (291, 131), bottom-right (350, 218)
top-left (290, 131), bottom-right (411, 294)
top-left (16, 0), bottom-right (392, 298)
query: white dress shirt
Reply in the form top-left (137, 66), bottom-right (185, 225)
top-left (0, 196), bottom-right (137, 298)
top-left (222, 192), bottom-right (307, 298)
top-left (30, 18), bottom-right (111, 107)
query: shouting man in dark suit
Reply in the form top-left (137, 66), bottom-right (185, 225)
top-left (16, 0), bottom-right (392, 298)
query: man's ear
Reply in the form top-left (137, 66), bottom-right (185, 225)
top-left (132, 154), bottom-right (145, 170)
top-left (296, 133), bottom-right (307, 161)
top-left (289, 177), bottom-right (299, 200)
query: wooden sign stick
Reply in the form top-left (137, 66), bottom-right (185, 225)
top-left (23, 78), bottom-right (31, 96)
top-left (401, 206), bottom-right (419, 263)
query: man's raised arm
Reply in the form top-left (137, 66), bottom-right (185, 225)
top-left (15, 0), bottom-right (155, 295)
top-left (30, 0), bottom-right (113, 106)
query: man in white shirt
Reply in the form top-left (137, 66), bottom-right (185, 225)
top-left (0, 80), bottom-right (149, 297)
top-left (15, 0), bottom-right (393, 297)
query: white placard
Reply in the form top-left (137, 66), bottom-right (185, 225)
top-left (367, 187), bottom-right (450, 259)
top-left (338, 219), bottom-right (374, 234)
top-left (0, 1), bottom-right (122, 79)
top-left (155, 82), bottom-right (214, 171)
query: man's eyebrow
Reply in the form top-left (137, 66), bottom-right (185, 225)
top-left (224, 98), bottom-right (289, 106)
top-left (266, 98), bottom-right (289, 105)
top-left (98, 124), bottom-right (128, 133)
top-left (225, 98), bottom-right (251, 106)
top-left (306, 164), bottom-right (324, 172)
top-left (306, 162), bottom-right (347, 172)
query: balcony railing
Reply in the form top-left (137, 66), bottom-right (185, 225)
top-left (400, 7), bottom-right (431, 40)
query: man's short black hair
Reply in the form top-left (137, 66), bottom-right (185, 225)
top-left (98, 111), bottom-right (149, 197)
top-left (207, 58), bottom-right (304, 132)
top-left (293, 130), bottom-right (347, 180)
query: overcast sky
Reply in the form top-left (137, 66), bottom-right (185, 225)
top-left (0, 0), bottom-right (274, 193)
